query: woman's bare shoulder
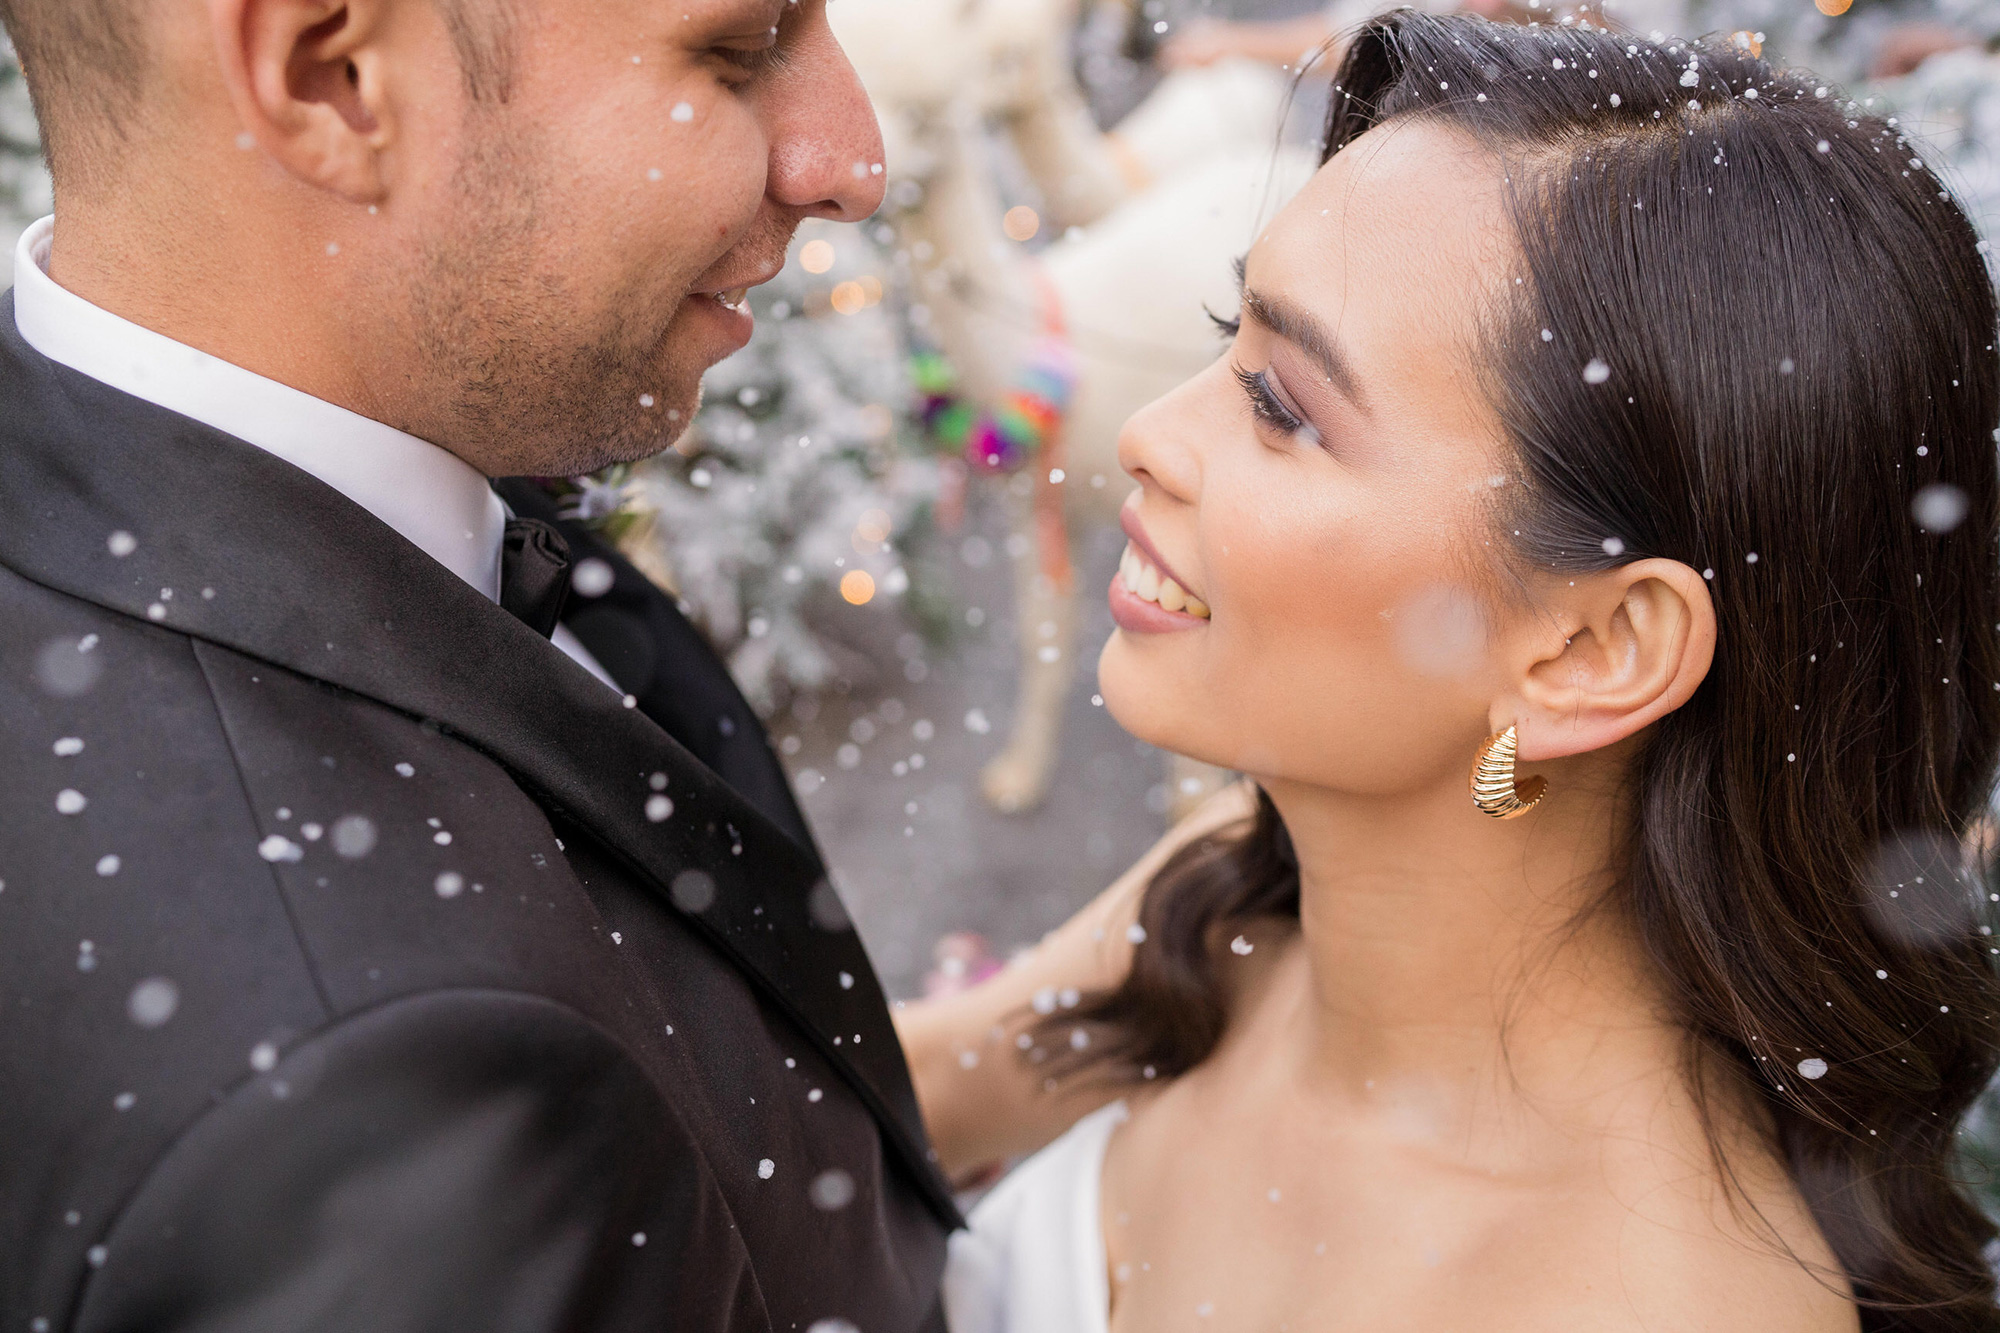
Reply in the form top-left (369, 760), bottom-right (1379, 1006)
top-left (1478, 1159), bottom-right (1859, 1333)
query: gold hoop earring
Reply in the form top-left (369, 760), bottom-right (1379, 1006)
top-left (1470, 725), bottom-right (1547, 820)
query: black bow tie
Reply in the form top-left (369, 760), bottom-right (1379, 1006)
top-left (500, 517), bottom-right (573, 639)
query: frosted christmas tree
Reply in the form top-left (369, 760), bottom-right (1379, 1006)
top-left (0, 30), bottom-right (53, 283)
top-left (617, 219), bottom-right (939, 716)
top-left (1684, 0), bottom-right (2000, 236)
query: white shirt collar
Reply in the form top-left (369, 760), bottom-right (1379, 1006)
top-left (11, 215), bottom-right (508, 603)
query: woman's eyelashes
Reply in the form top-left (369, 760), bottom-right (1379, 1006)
top-left (1207, 308), bottom-right (1243, 341)
top-left (1234, 365), bottom-right (1320, 446)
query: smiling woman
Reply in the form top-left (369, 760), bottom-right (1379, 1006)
top-left (909, 11), bottom-right (2000, 1333)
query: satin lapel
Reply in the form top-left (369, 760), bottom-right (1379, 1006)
top-left (0, 304), bottom-right (957, 1226)
top-left (492, 478), bottom-right (822, 859)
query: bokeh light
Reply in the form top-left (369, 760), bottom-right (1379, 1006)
top-left (840, 570), bottom-right (877, 605)
top-left (799, 239), bottom-right (836, 274)
top-left (831, 281), bottom-right (868, 315)
top-left (1003, 206), bottom-right (1041, 243)
top-left (855, 509), bottom-right (893, 545)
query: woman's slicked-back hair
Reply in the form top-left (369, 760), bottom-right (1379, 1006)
top-left (1038, 12), bottom-right (2000, 1329)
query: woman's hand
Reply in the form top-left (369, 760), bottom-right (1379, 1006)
top-left (895, 781), bottom-right (1260, 1183)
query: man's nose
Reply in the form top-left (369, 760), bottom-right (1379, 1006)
top-left (763, 19), bottom-right (888, 221)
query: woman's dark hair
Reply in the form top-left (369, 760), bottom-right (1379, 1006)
top-left (1036, 11), bottom-right (2000, 1328)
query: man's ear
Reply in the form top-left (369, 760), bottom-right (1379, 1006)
top-left (209, 0), bottom-right (395, 203)
top-left (1499, 559), bottom-right (1717, 763)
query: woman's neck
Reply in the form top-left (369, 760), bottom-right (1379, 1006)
top-left (1250, 763), bottom-right (1698, 1171)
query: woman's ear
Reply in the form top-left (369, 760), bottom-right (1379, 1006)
top-left (209, 0), bottom-right (398, 203)
top-left (1499, 559), bottom-right (1716, 763)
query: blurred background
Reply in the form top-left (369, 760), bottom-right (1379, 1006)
top-left (8, 0), bottom-right (2000, 1194)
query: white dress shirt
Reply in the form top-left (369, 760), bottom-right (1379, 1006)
top-left (11, 216), bottom-right (619, 690)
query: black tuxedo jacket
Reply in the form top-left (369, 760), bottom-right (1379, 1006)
top-left (0, 298), bottom-right (958, 1333)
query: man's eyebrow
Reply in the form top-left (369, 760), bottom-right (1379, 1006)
top-left (1234, 257), bottom-right (1368, 411)
top-left (713, 0), bottom-right (789, 31)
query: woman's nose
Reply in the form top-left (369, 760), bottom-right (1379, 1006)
top-left (1117, 367), bottom-right (1215, 505)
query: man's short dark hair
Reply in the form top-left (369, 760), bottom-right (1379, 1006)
top-left (0, 0), bottom-right (518, 189)
top-left (0, 0), bottom-right (144, 185)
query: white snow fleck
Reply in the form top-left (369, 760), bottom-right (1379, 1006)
top-left (1230, 935), bottom-right (1255, 956)
top-left (56, 789), bottom-right (86, 815)
top-left (632, 1232), bottom-right (647, 1246)
top-left (107, 531), bottom-right (137, 558)
top-left (671, 102), bottom-right (695, 122)
top-left (757, 1157), bottom-right (775, 1180)
top-left (1126, 923), bottom-right (1148, 944)
top-left (811, 1168), bottom-right (857, 1210)
top-left (1912, 484), bottom-right (1969, 534)
top-left (435, 872), bottom-right (465, 899)
top-left (670, 869), bottom-right (717, 913)
top-left (95, 855), bottom-right (120, 877)
top-left (53, 737), bottom-right (84, 757)
top-left (1583, 358), bottom-right (1611, 384)
top-left (964, 708), bottom-right (992, 735)
top-left (573, 559), bottom-right (616, 598)
top-left (1601, 537), bottom-right (1626, 556)
top-left (646, 795), bottom-right (675, 823)
top-left (114, 1092), bottom-right (136, 1111)
top-left (258, 835), bottom-right (304, 864)
top-left (250, 1040), bottom-right (279, 1072)
top-left (839, 971), bottom-right (854, 990)
top-left (331, 815), bottom-right (378, 859)
top-left (1797, 1057), bottom-right (1828, 1080)
top-left (127, 978), bottom-right (180, 1028)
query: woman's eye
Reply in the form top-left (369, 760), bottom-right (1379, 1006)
top-left (1234, 366), bottom-right (1308, 437)
top-left (1206, 308), bottom-right (1242, 342)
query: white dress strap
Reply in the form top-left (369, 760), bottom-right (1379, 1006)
top-left (942, 1100), bottom-right (1127, 1333)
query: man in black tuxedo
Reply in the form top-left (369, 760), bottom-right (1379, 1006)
top-left (0, 1), bottom-right (961, 1330)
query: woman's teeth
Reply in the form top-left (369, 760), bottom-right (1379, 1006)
top-left (1120, 544), bottom-right (1210, 620)
top-left (713, 288), bottom-right (750, 311)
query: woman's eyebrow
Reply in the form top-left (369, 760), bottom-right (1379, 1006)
top-left (1236, 263), bottom-right (1368, 412)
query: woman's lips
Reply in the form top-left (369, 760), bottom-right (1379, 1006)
top-left (1110, 542), bottom-right (1210, 633)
